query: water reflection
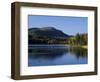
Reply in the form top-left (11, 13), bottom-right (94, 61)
top-left (29, 48), bottom-right (68, 60)
top-left (69, 46), bottom-right (87, 58)
top-left (28, 45), bottom-right (87, 66)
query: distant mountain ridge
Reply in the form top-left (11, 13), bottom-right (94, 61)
top-left (28, 27), bottom-right (70, 38)
top-left (28, 27), bottom-right (87, 44)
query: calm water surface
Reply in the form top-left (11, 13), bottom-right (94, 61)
top-left (28, 45), bottom-right (88, 66)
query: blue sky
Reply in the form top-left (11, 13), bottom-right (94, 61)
top-left (28, 15), bottom-right (87, 35)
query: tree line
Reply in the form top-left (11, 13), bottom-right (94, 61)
top-left (68, 33), bottom-right (87, 45)
top-left (28, 33), bottom-right (87, 45)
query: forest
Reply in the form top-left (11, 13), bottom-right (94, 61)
top-left (28, 27), bottom-right (87, 46)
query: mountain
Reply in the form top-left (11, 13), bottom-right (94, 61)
top-left (28, 27), bottom-right (70, 39)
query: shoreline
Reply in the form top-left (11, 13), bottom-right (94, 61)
top-left (81, 45), bottom-right (87, 49)
top-left (65, 44), bottom-right (87, 49)
top-left (28, 44), bottom-right (87, 49)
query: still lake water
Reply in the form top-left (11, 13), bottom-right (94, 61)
top-left (28, 45), bottom-right (88, 66)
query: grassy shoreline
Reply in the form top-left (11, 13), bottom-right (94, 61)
top-left (29, 44), bottom-right (87, 49)
top-left (81, 45), bottom-right (87, 49)
top-left (65, 44), bottom-right (87, 49)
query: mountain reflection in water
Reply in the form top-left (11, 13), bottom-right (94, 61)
top-left (28, 45), bottom-right (87, 66)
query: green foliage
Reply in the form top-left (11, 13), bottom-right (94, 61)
top-left (68, 33), bottom-right (87, 45)
top-left (28, 27), bottom-right (87, 45)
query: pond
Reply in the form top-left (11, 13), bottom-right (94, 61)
top-left (28, 45), bottom-right (88, 66)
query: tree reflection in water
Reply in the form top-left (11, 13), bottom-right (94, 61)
top-left (69, 46), bottom-right (87, 58)
top-left (28, 45), bottom-right (87, 60)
